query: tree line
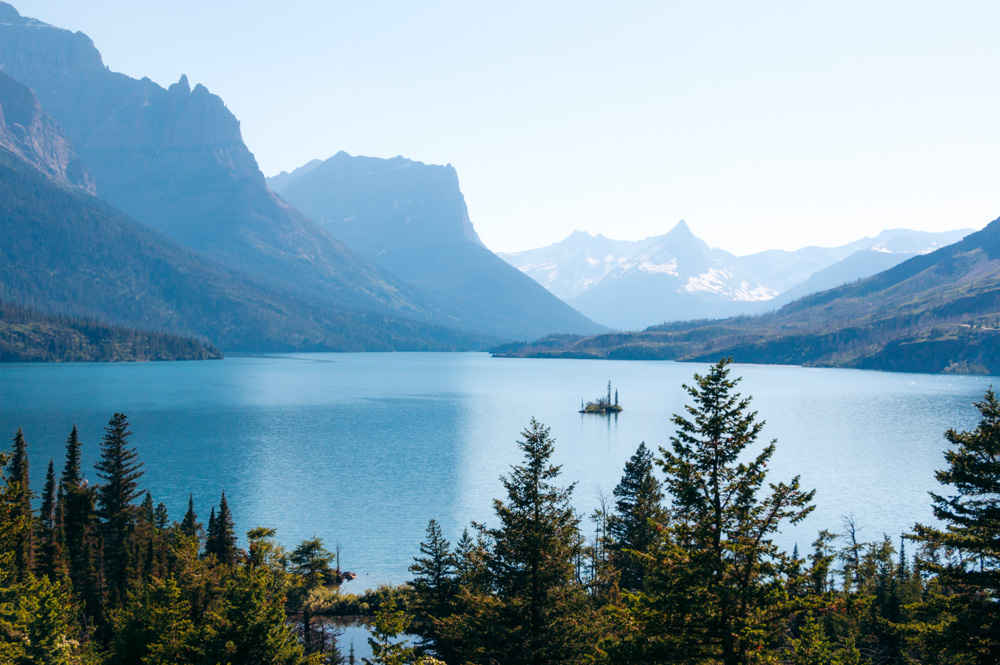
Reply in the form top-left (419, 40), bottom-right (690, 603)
top-left (0, 414), bottom-right (366, 663)
top-left (2, 358), bottom-right (998, 663)
top-left (397, 359), bottom-right (999, 665)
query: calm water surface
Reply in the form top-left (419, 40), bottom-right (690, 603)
top-left (0, 353), bottom-right (992, 587)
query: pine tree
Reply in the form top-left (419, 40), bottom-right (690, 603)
top-left (60, 425), bottom-right (82, 488)
top-left (205, 491), bottom-right (237, 566)
top-left (200, 563), bottom-right (310, 664)
top-left (364, 596), bottom-right (419, 665)
top-left (471, 418), bottom-right (594, 665)
top-left (35, 459), bottom-right (67, 580)
top-left (619, 358), bottom-right (815, 665)
top-left (7, 428), bottom-right (34, 581)
top-left (0, 447), bottom-right (26, 590)
top-left (180, 493), bottom-right (200, 541)
top-left (606, 442), bottom-right (667, 591)
top-left (288, 536), bottom-right (335, 655)
top-left (155, 502), bottom-right (169, 531)
top-left (409, 518), bottom-right (458, 660)
top-left (95, 412), bottom-right (144, 602)
top-left (909, 387), bottom-right (1000, 664)
top-left (58, 425), bottom-right (103, 628)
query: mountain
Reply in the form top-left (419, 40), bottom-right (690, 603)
top-left (0, 3), bottom-right (459, 330)
top-left (501, 224), bottom-right (971, 329)
top-left (267, 158), bottom-right (323, 193)
top-left (0, 71), bottom-right (94, 193)
top-left (0, 300), bottom-right (221, 362)
top-left (0, 143), bottom-right (489, 352)
top-left (268, 152), bottom-right (606, 340)
top-left (495, 215), bottom-right (1000, 374)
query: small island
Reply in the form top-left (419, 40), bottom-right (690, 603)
top-left (580, 381), bottom-right (623, 414)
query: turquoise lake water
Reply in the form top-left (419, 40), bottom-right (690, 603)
top-left (0, 352), bottom-right (992, 588)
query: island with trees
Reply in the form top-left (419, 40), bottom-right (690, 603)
top-left (580, 380), bottom-right (623, 414)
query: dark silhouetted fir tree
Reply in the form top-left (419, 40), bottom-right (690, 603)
top-left (607, 442), bottom-right (667, 592)
top-left (7, 428), bottom-right (33, 581)
top-left (35, 459), bottom-right (67, 580)
top-left (410, 518), bottom-right (458, 660)
top-left (205, 491), bottom-right (237, 566)
top-left (910, 387), bottom-right (1000, 664)
top-left (95, 413), bottom-right (144, 602)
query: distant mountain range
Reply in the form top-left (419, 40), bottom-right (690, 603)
top-left (0, 1), bottom-right (600, 350)
top-left (269, 152), bottom-right (604, 341)
top-left (501, 222), bottom-right (971, 330)
top-left (495, 214), bottom-right (1000, 374)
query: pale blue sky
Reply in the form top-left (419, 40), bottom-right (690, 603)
top-left (11, 1), bottom-right (1000, 253)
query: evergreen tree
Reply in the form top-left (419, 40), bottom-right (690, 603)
top-left (200, 563), bottom-right (310, 665)
top-left (409, 519), bottom-right (458, 660)
top-left (909, 387), bottom-right (1000, 664)
top-left (109, 576), bottom-right (198, 665)
top-left (606, 442), bottom-right (667, 591)
top-left (618, 359), bottom-right (815, 664)
top-left (289, 536), bottom-right (335, 655)
top-left (180, 493), bottom-right (200, 540)
top-left (58, 426), bottom-right (102, 629)
top-left (0, 448), bottom-right (25, 590)
top-left (35, 459), bottom-right (67, 580)
top-left (463, 419), bottom-right (594, 665)
top-left (9, 575), bottom-right (79, 664)
top-left (7, 428), bottom-right (33, 581)
top-left (364, 597), bottom-right (418, 665)
top-left (95, 412), bottom-right (144, 602)
top-left (154, 502), bottom-right (169, 531)
top-left (139, 490), bottom-right (155, 526)
top-left (60, 425), bottom-right (82, 488)
top-left (205, 491), bottom-right (237, 566)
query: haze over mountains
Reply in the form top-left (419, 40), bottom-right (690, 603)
top-left (269, 152), bottom-right (602, 341)
top-left (497, 214), bottom-right (1000, 374)
top-left (502, 223), bottom-right (970, 330)
top-left (0, 1), bottom-right (600, 349)
top-left (0, 0), bottom-right (991, 372)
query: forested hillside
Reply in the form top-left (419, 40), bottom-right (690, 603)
top-left (0, 3), bottom-right (537, 343)
top-left (0, 146), bottom-right (491, 352)
top-left (0, 300), bottom-right (220, 362)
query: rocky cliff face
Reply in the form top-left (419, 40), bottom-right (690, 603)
top-left (0, 2), bottom-right (435, 321)
top-left (270, 152), bottom-right (606, 340)
top-left (0, 72), bottom-right (94, 193)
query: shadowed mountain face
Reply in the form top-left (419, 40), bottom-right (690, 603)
top-left (269, 152), bottom-right (606, 340)
top-left (496, 216), bottom-right (1000, 374)
top-left (0, 144), bottom-right (490, 352)
top-left (0, 71), bottom-right (94, 193)
top-left (501, 223), bottom-right (970, 329)
top-left (0, 2), bottom-right (448, 324)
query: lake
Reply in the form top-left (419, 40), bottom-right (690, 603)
top-left (0, 352), bottom-right (991, 588)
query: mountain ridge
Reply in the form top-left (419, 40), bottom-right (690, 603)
top-left (270, 152), bottom-right (607, 341)
top-left (501, 223), bottom-right (971, 329)
top-left (495, 215), bottom-right (1000, 374)
top-left (0, 2), bottom-right (466, 333)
